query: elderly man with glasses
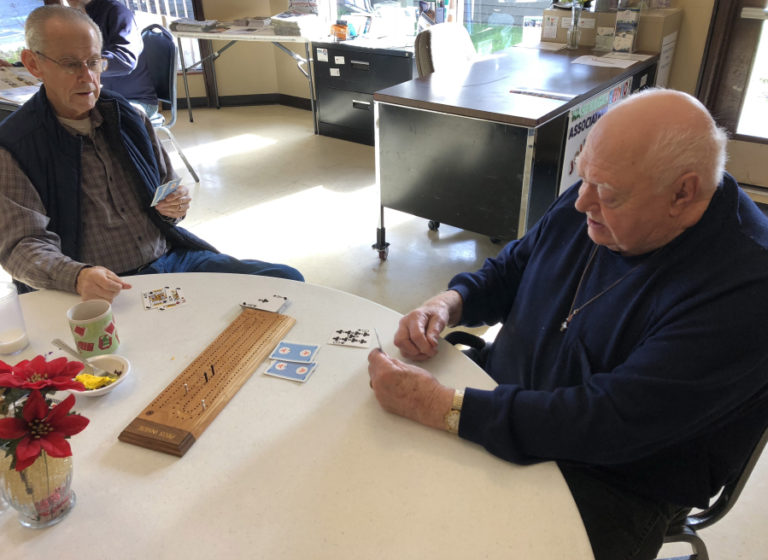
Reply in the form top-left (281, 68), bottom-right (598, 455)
top-left (0, 6), bottom-right (303, 302)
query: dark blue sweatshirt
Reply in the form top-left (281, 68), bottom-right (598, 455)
top-left (86, 0), bottom-right (157, 104)
top-left (449, 174), bottom-right (768, 508)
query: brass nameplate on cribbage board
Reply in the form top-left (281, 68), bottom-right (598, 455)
top-left (119, 307), bottom-right (295, 456)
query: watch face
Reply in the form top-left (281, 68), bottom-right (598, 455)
top-left (445, 410), bottom-right (460, 434)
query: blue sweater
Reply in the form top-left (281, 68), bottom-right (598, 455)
top-left (449, 174), bottom-right (768, 508)
top-left (87, 0), bottom-right (157, 104)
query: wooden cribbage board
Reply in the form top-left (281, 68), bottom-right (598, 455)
top-left (119, 308), bottom-right (295, 456)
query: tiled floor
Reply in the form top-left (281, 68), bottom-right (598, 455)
top-left (4, 104), bottom-right (766, 558)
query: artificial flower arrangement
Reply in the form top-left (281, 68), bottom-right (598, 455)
top-left (0, 355), bottom-right (90, 471)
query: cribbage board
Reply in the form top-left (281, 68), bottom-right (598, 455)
top-left (119, 307), bottom-right (295, 456)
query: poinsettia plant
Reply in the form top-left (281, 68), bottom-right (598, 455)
top-left (0, 355), bottom-right (90, 471)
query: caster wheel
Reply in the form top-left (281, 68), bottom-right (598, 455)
top-left (378, 247), bottom-right (389, 261)
top-left (428, 220), bottom-right (440, 231)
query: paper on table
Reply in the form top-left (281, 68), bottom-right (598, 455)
top-left (572, 55), bottom-right (636, 68)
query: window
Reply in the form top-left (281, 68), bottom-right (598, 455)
top-left (0, 1), bottom-right (38, 64)
top-left (698, 0), bottom-right (768, 191)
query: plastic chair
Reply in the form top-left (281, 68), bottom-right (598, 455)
top-left (140, 24), bottom-right (199, 183)
top-left (414, 22), bottom-right (476, 78)
top-left (658, 425), bottom-right (768, 560)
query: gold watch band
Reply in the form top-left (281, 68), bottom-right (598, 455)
top-left (444, 389), bottom-right (465, 434)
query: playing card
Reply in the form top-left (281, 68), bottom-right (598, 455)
top-left (241, 294), bottom-right (289, 313)
top-left (150, 178), bottom-right (181, 207)
top-left (142, 286), bottom-right (186, 310)
top-left (327, 328), bottom-right (372, 348)
top-left (142, 288), bottom-right (168, 310)
top-left (269, 341), bottom-right (319, 363)
top-left (264, 360), bottom-right (317, 383)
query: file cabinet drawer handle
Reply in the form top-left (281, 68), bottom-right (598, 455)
top-left (352, 100), bottom-right (372, 110)
top-left (350, 60), bottom-right (371, 71)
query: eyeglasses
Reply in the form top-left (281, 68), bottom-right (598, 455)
top-left (34, 51), bottom-right (108, 75)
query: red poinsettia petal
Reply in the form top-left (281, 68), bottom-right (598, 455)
top-left (0, 416), bottom-right (27, 439)
top-left (52, 413), bottom-right (90, 437)
top-left (0, 359), bottom-right (11, 373)
top-left (39, 432), bottom-right (73, 458)
top-left (62, 360), bottom-right (85, 377)
top-left (15, 437), bottom-right (42, 470)
top-left (46, 393), bottom-right (76, 423)
top-left (21, 390), bottom-right (48, 422)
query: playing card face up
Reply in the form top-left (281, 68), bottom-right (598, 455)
top-left (327, 328), bottom-right (372, 348)
top-left (264, 360), bottom-right (317, 383)
top-left (142, 286), bottom-right (186, 310)
top-left (242, 294), bottom-right (289, 313)
top-left (269, 341), bottom-right (319, 363)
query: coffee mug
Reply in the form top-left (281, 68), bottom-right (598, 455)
top-left (66, 300), bottom-right (120, 358)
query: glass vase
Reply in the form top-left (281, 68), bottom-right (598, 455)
top-left (1, 451), bottom-right (76, 528)
top-left (567, 3), bottom-right (582, 50)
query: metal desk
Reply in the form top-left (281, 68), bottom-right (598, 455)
top-left (372, 47), bottom-right (658, 259)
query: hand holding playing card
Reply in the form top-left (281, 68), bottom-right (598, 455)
top-left (155, 181), bottom-right (191, 219)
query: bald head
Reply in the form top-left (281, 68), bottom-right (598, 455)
top-left (582, 89), bottom-right (727, 195)
top-left (574, 89), bottom-right (729, 255)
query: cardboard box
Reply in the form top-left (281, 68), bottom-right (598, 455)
top-left (541, 8), bottom-right (681, 54)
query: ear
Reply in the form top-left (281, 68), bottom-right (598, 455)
top-left (21, 49), bottom-right (43, 79)
top-left (669, 172), bottom-right (700, 216)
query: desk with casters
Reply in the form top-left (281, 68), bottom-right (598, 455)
top-left (372, 47), bottom-right (658, 260)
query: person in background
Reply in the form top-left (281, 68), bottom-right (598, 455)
top-left (368, 88), bottom-right (768, 560)
top-left (66, 0), bottom-right (158, 116)
top-left (0, 6), bottom-right (303, 302)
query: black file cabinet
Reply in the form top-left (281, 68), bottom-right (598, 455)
top-left (313, 41), bottom-right (416, 145)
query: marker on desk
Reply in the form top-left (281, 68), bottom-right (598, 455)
top-left (509, 87), bottom-right (576, 101)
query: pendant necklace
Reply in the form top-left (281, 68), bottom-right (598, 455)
top-left (560, 244), bottom-right (647, 332)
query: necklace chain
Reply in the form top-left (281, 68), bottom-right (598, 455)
top-left (560, 245), bottom-right (645, 332)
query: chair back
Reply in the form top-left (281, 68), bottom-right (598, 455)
top-left (414, 22), bottom-right (476, 78)
top-left (140, 24), bottom-right (177, 128)
top-left (660, 424), bottom-right (768, 560)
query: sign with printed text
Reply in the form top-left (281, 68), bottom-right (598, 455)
top-left (558, 76), bottom-right (633, 195)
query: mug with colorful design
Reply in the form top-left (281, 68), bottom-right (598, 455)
top-left (66, 300), bottom-right (120, 358)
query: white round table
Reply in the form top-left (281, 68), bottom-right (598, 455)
top-left (2, 273), bottom-right (593, 559)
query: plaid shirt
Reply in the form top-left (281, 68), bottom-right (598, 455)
top-left (0, 107), bottom-right (175, 292)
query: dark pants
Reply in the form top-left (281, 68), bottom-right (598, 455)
top-left (454, 336), bottom-right (691, 560)
top-left (134, 248), bottom-right (304, 282)
top-left (559, 464), bottom-right (691, 560)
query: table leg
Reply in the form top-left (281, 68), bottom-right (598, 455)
top-left (177, 37), bottom-right (194, 123)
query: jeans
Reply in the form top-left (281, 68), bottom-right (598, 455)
top-left (135, 248), bottom-right (304, 282)
top-left (559, 464), bottom-right (691, 560)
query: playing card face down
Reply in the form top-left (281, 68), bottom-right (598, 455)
top-left (269, 341), bottom-right (319, 363)
top-left (150, 178), bottom-right (181, 207)
top-left (264, 360), bottom-right (317, 383)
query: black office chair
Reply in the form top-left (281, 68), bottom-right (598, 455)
top-left (141, 24), bottom-right (200, 183)
top-left (657, 425), bottom-right (768, 560)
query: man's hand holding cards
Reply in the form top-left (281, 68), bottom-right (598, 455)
top-left (151, 178), bottom-right (180, 207)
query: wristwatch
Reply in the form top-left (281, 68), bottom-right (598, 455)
top-left (444, 389), bottom-right (465, 434)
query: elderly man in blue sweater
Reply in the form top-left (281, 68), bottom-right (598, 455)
top-left (0, 6), bottom-right (302, 302)
top-left (368, 88), bottom-right (768, 560)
